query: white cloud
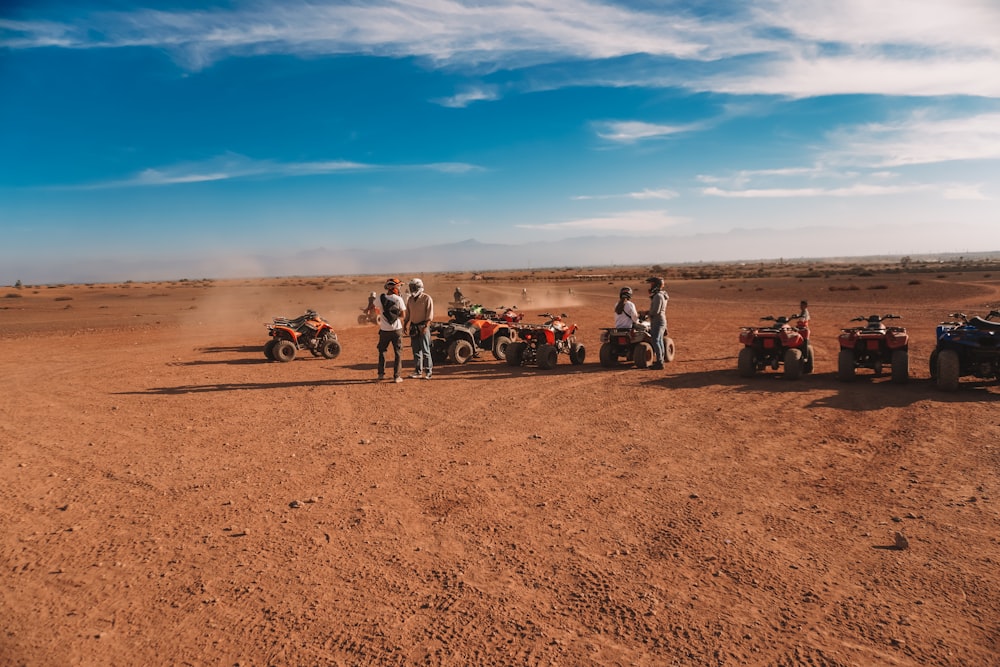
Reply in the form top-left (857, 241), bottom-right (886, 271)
top-left (596, 121), bottom-right (698, 143)
top-left (433, 86), bottom-right (499, 108)
top-left (573, 188), bottom-right (678, 201)
top-left (517, 209), bottom-right (687, 232)
top-left (702, 183), bottom-right (931, 198)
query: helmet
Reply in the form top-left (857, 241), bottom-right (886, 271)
top-left (619, 286), bottom-right (633, 299)
top-left (646, 276), bottom-right (663, 293)
top-left (408, 278), bottom-right (424, 294)
top-left (369, 291), bottom-right (376, 299)
top-left (384, 277), bottom-right (402, 292)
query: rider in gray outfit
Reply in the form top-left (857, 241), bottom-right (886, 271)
top-left (646, 276), bottom-right (669, 370)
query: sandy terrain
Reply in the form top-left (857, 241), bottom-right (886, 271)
top-left (2, 263), bottom-right (998, 666)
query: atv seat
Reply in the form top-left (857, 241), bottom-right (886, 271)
top-left (969, 316), bottom-right (1000, 332)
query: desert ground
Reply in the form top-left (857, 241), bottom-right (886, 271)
top-left (2, 261), bottom-right (998, 667)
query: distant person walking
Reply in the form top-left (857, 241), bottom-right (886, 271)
top-left (614, 286), bottom-right (639, 328)
top-left (377, 278), bottom-right (406, 383)
top-left (646, 276), bottom-right (669, 370)
top-left (404, 278), bottom-right (434, 379)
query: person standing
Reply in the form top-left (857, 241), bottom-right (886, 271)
top-left (404, 278), bottom-right (434, 379)
top-left (646, 276), bottom-right (669, 370)
top-left (614, 286), bottom-right (639, 328)
top-left (377, 278), bottom-right (407, 383)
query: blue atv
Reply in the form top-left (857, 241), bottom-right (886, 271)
top-left (929, 310), bottom-right (1000, 391)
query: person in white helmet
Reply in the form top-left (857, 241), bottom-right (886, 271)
top-left (404, 278), bottom-right (435, 379)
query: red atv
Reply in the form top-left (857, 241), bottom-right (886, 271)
top-left (599, 318), bottom-right (676, 368)
top-left (738, 314), bottom-right (813, 379)
top-left (430, 305), bottom-right (523, 364)
top-left (264, 310), bottom-right (341, 362)
top-left (506, 313), bottom-right (585, 369)
top-left (837, 314), bottom-right (908, 383)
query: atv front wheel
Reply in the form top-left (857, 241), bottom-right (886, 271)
top-left (492, 335), bottom-right (511, 361)
top-left (569, 342), bottom-right (586, 365)
top-left (448, 339), bottom-right (475, 365)
top-left (264, 339), bottom-right (277, 361)
top-left (320, 338), bottom-right (342, 360)
top-left (837, 349), bottom-right (855, 382)
top-left (802, 342), bottom-right (814, 374)
top-left (273, 339), bottom-right (296, 363)
top-left (737, 347), bottom-right (755, 377)
top-left (506, 342), bottom-right (526, 366)
top-left (633, 342), bottom-right (653, 368)
top-left (537, 344), bottom-right (558, 370)
top-left (935, 349), bottom-right (960, 392)
top-left (663, 337), bottom-right (676, 363)
top-left (891, 349), bottom-right (908, 384)
top-left (783, 348), bottom-right (803, 380)
top-left (357, 313), bottom-right (369, 325)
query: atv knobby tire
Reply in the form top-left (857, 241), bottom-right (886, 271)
top-left (633, 342), bottom-right (653, 369)
top-left (320, 338), bottom-right (342, 360)
top-left (537, 344), bottom-right (558, 370)
top-left (935, 349), bottom-right (960, 392)
top-left (492, 335), bottom-right (511, 361)
top-left (506, 342), bottom-right (526, 366)
top-left (737, 347), bottom-right (755, 377)
top-left (783, 348), bottom-right (803, 380)
top-left (802, 342), bottom-right (814, 374)
top-left (569, 342), bottom-right (586, 365)
top-left (599, 343), bottom-right (618, 368)
top-left (264, 339), bottom-right (278, 361)
top-left (448, 339), bottom-right (475, 365)
top-left (837, 349), bottom-right (855, 381)
top-left (273, 339), bottom-right (296, 363)
top-left (663, 337), bottom-right (676, 363)
top-left (891, 349), bottom-right (908, 384)
top-left (357, 313), bottom-right (370, 325)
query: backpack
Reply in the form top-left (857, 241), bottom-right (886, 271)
top-left (380, 294), bottom-right (401, 323)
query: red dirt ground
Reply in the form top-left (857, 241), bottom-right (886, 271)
top-left (2, 265), bottom-right (998, 666)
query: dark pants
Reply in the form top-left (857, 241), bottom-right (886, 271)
top-left (377, 329), bottom-right (403, 378)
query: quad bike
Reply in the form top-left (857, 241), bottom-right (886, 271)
top-left (357, 307), bottom-right (380, 325)
top-left (836, 314), bottom-right (909, 383)
top-left (429, 305), bottom-right (522, 364)
top-left (264, 309), bottom-right (341, 362)
top-left (929, 310), bottom-right (1000, 391)
top-left (506, 313), bottom-right (585, 369)
top-left (599, 318), bottom-right (676, 368)
top-left (737, 314), bottom-right (813, 380)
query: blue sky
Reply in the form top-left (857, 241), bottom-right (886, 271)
top-left (2, 0), bottom-right (1000, 283)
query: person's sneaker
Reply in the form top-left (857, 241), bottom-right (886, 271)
top-left (377, 374), bottom-right (385, 381)
top-left (409, 372), bottom-right (423, 379)
top-left (394, 376), bottom-right (403, 383)
top-left (423, 373), bottom-right (432, 380)
top-left (650, 362), bottom-right (664, 370)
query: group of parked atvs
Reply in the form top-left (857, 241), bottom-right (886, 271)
top-left (260, 304), bottom-right (1000, 391)
top-left (736, 309), bottom-right (1000, 390)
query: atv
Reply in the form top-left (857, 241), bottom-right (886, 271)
top-left (264, 309), bottom-right (341, 363)
top-left (429, 305), bottom-right (523, 364)
top-left (599, 318), bottom-right (676, 368)
top-left (929, 310), bottom-right (1000, 391)
top-left (737, 314), bottom-right (813, 380)
top-left (506, 313), bottom-right (585, 369)
top-left (836, 314), bottom-right (908, 383)
top-left (357, 307), bottom-right (379, 325)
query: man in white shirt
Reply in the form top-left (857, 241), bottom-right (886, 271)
top-left (377, 278), bottom-right (407, 383)
top-left (614, 286), bottom-right (640, 329)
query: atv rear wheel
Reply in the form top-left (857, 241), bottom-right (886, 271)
top-left (320, 338), bottom-right (342, 360)
top-left (935, 349), bottom-right (960, 391)
top-left (273, 339), bottom-right (296, 363)
top-left (802, 342), bottom-right (814, 374)
top-left (663, 337), bottom-right (676, 363)
top-left (783, 348), bottom-right (803, 380)
top-left (928, 350), bottom-right (939, 379)
top-left (599, 343), bottom-right (618, 368)
top-left (537, 344), bottom-right (558, 370)
top-left (448, 339), bottom-right (475, 365)
top-left (569, 342), bottom-right (586, 365)
top-left (890, 349), bottom-right (908, 384)
top-left (506, 342), bottom-right (526, 366)
top-left (633, 342), bottom-right (653, 368)
top-left (737, 347), bottom-right (755, 377)
top-left (492, 335), bottom-right (511, 361)
top-left (357, 313), bottom-right (369, 325)
top-left (837, 349), bottom-right (855, 381)
top-left (264, 339), bottom-right (277, 361)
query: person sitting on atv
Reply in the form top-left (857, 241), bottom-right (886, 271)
top-left (365, 291), bottom-right (377, 316)
top-left (798, 300), bottom-right (810, 327)
top-left (454, 287), bottom-right (464, 303)
top-left (614, 286), bottom-right (640, 329)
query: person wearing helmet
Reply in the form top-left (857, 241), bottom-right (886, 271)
top-left (404, 278), bottom-right (435, 379)
top-left (646, 276), bottom-right (669, 369)
top-left (364, 291), bottom-right (378, 318)
top-left (614, 286), bottom-right (639, 329)
top-left (376, 278), bottom-right (407, 382)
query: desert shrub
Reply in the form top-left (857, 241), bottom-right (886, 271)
top-left (908, 280), bottom-right (922, 285)
top-left (4, 292), bottom-right (23, 298)
top-left (829, 284), bottom-right (861, 292)
top-left (867, 285), bottom-right (888, 290)
top-left (54, 296), bottom-right (73, 301)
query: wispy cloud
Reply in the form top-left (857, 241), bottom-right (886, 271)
top-left (573, 188), bottom-right (678, 201)
top-left (433, 86), bottom-right (500, 108)
top-left (517, 209), bottom-right (688, 233)
top-left (64, 154), bottom-right (481, 189)
top-left (595, 120), bottom-right (701, 143)
top-left (702, 183), bottom-right (931, 198)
